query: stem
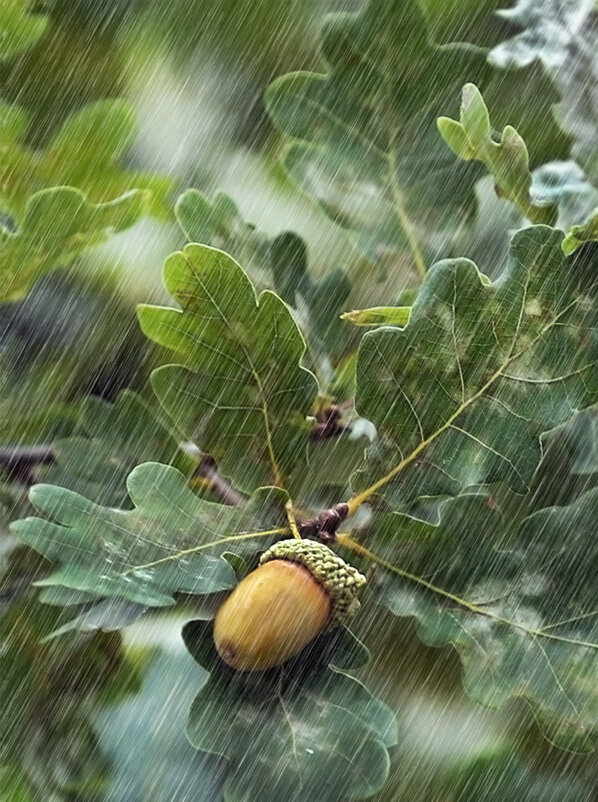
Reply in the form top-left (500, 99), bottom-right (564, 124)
top-left (192, 455), bottom-right (246, 507)
top-left (387, 150), bottom-right (427, 279)
top-left (285, 500), bottom-right (302, 540)
top-left (120, 527), bottom-right (290, 578)
top-left (345, 292), bottom-right (585, 517)
top-left (0, 444), bottom-right (55, 484)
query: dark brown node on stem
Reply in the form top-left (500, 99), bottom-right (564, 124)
top-left (298, 502), bottom-right (349, 544)
top-left (310, 405), bottom-right (347, 440)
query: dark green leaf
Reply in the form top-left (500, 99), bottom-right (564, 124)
top-left (288, 433), bottom-right (368, 502)
top-left (359, 489), bottom-right (598, 751)
top-left (564, 408), bottom-right (598, 476)
top-left (183, 619), bottom-right (397, 802)
top-left (12, 462), bottom-right (289, 607)
top-left (266, 0), bottom-right (569, 276)
top-left (175, 189), bottom-right (270, 279)
top-left (519, 407), bottom-right (598, 514)
top-left (138, 244), bottom-right (319, 492)
top-left (353, 226), bottom-right (598, 510)
top-left (37, 390), bottom-right (197, 508)
top-left (0, 187), bottom-right (148, 301)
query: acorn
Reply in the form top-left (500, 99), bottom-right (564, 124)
top-left (213, 539), bottom-right (366, 671)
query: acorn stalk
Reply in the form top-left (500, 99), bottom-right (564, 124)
top-left (213, 539), bottom-right (366, 671)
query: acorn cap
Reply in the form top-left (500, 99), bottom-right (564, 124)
top-left (259, 539), bottom-right (366, 629)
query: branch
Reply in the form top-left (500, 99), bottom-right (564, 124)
top-left (190, 454), bottom-right (247, 507)
top-left (0, 444), bottom-right (55, 483)
top-left (0, 441), bottom-right (247, 507)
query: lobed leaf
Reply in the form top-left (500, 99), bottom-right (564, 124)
top-left (438, 84), bottom-right (557, 224)
top-left (287, 432), bottom-right (369, 504)
top-left (138, 244), bottom-right (319, 493)
top-left (11, 462), bottom-right (289, 608)
top-left (0, 186), bottom-right (148, 301)
top-left (37, 390), bottom-right (196, 509)
top-left (266, 0), bottom-right (569, 276)
top-left (183, 619), bottom-right (398, 802)
top-left (0, 100), bottom-right (174, 221)
top-left (352, 489), bottom-right (598, 750)
top-left (175, 190), bottom-right (352, 359)
top-left (352, 225), bottom-right (598, 511)
top-left (562, 209), bottom-right (598, 254)
top-left (175, 189), bottom-right (270, 281)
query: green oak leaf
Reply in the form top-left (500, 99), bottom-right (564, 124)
top-left (11, 462), bottom-right (289, 608)
top-left (341, 305), bottom-right (411, 327)
top-left (175, 189), bottom-right (270, 281)
top-left (562, 209), bottom-right (598, 254)
top-left (438, 83), bottom-right (557, 224)
top-left (564, 408), bottom-right (598, 477)
top-left (0, 186), bottom-right (148, 301)
top-left (269, 231), bottom-right (352, 360)
top-left (288, 433), bottom-right (369, 504)
top-left (0, 100), bottom-right (174, 221)
top-left (520, 485), bottom-right (598, 615)
top-left (37, 390), bottom-right (196, 508)
top-left (175, 190), bottom-right (352, 359)
top-left (138, 244), bottom-right (319, 493)
top-left (0, 1), bottom-right (47, 60)
top-left (356, 490), bottom-right (598, 751)
top-left (515, 407), bottom-right (598, 518)
top-left (183, 619), bottom-right (398, 802)
top-left (449, 751), bottom-right (588, 802)
top-left (266, 0), bottom-right (569, 277)
top-left (352, 225), bottom-right (598, 511)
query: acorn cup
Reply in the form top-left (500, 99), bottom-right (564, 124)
top-left (213, 539), bottom-right (367, 671)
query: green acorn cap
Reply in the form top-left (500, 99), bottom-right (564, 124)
top-left (260, 538), bottom-right (366, 628)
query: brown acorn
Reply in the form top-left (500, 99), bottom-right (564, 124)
top-left (213, 539), bottom-right (366, 671)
